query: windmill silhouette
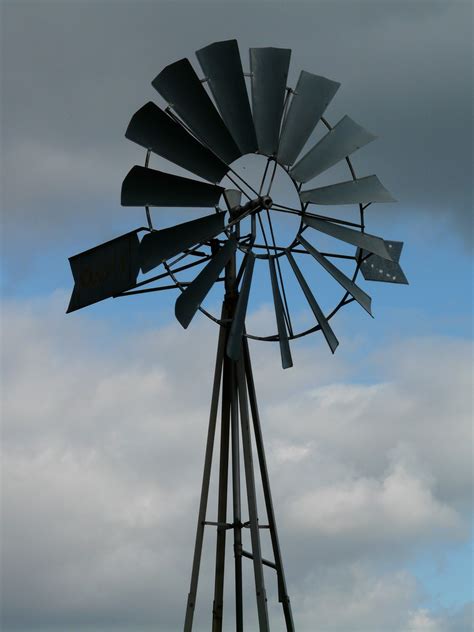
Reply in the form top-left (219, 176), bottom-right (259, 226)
top-left (67, 39), bottom-right (407, 631)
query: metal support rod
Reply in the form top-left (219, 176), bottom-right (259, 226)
top-left (236, 355), bottom-right (270, 631)
top-left (212, 247), bottom-right (238, 631)
top-left (243, 336), bottom-right (295, 631)
top-left (241, 549), bottom-right (278, 570)
top-left (212, 352), bottom-right (232, 632)
top-left (183, 303), bottom-right (228, 632)
top-left (230, 361), bottom-right (243, 631)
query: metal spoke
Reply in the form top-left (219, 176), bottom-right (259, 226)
top-left (265, 208), bottom-right (294, 336)
top-left (167, 241), bottom-right (210, 267)
top-left (265, 159), bottom-right (278, 197)
top-left (271, 202), bottom-right (303, 214)
top-left (271, 204), bottom-right (363, 228)
top-left (256, 211), bottom-right (295, 336)
top-left (116, 283), bottom-right (185, 296)
top-left (127, 251), bottom-right (213, 292)
top-left (258, 156), bottom-right (272, 196)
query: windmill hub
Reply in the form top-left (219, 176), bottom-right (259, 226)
top-left (228, 195), bottom-right (273, 221)
top-left (260, 194), bottom-right (273, 209)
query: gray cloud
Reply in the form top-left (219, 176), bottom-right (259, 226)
top-left (1, 294), bottom-right (472, 630)
top-left (1, 0), bottom-right (472, 280)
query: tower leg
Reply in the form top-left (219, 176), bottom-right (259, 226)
top-left (243, 337), bottom-right (295, 631)
top-left (237, 356), bottom-right (270, 631)
top-left (183, 305), bottom-right (228, 632)
top-left (230, 360), bottom-right (244, 631)
top-left (212, 352), bottom-right (232, 631)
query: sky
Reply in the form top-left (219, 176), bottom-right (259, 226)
top-left (1, 1), bottom-right (473, 631)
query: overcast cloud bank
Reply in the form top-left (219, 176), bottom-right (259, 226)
top-left (1, 294), bottom-right (471, 630)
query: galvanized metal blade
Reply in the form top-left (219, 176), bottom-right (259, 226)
top-left (290, 115), bottom-right (377, 183)
top-left (300, 175), bottom-right (396, 205)
top-left (268, 257), bottom-right (293, 369)
top-left (175, 238), bottom-right (238, 328)
top-left (250, 47), bottom-right (291, 156)
top-left (196, 39), bottom-right (257, 155)
top-left (359, 241), bottom-right (409, 284)
top-left (226, 253), bottom-right (255, 360)
top-left (278, 71), bottom-right (340, 166)
top-left (121, 166), bottom-right (225, 208)
top-left (303, 215), bottom-right (393, 261)
top-left (139, 213), bottom-right (225, 274)
top-left (298, 235), bottom-right (372, 315)
top-left (286, 251), bottom-right (339, 353)
top-left (125, 102), bottom-right (228, 183)
top-left (66, 231), bottom-right (140, 313)
top-left (152, 58), bottom-right (240, 164)
top-left (223, 189), bottom-right (242, 211)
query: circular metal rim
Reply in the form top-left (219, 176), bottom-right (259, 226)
top-left (146, 115), bottom-right (365, 342)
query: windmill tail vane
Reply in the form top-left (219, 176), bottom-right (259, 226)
top-left (66, 39), bottom-right (407, 631)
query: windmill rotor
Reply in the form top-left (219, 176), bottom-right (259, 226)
top-left (68, 40), bottom-right (406, 360)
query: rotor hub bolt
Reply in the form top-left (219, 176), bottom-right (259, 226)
top-left (261, 195), bottom-right (273, 209)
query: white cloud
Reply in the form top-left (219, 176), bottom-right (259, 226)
top-left (292, 459), bottom-right (458, 533)
top-left (1, 294), bottom-right (472, 630)
top-left (407, 609), bottom-right (445, 632)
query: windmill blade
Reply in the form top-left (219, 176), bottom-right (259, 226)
top-left (224, 189), bottom-right (242, 211)
top-left (121, 166), bottom-right (225, 208)
top-left (290, 115), bottom-right (377, 183)
top-left (139, 213), bottom-right (225, 274)
top-left (152, 58), bottom-right (240, 164)
top-left (250, 47), bottom-right (291, 156)
top-left (226, 253), bottom-right (256, 360)
top-left (303, 215), bottom-right (394, 261)
top-left (125, 102), bottom-right (228, 183)
top-left (175, 238), bottom-right (238, 328)
top-left (66, 231), bottom-right (140, 313)
top-left (300, 175), bottom-right (396, 205)
top-left (278, 71), bottom-right (340, 166)
top-left (298, 235), bottom-right (372, 315)
top-left (268, 258), bottom-right (293, 369)
top-left (359, 241), bottom-right (409, 284)
top-left (196, 39), bottom-right (257, 155)
top-left (286, 251), bottom-right (339, 353)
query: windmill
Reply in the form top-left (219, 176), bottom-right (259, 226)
top-left (66, 39), bottom-right (407, 632)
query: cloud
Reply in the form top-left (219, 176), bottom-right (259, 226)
top-left (289, 460), bottom-right (461, 539)
top-left (1, 0), bottom-right (472, 280)
top-left (1, 293), bottom-right (472, 630)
